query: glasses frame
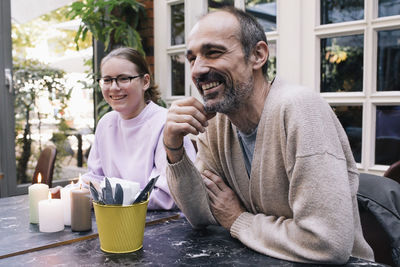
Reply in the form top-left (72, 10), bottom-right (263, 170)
top-left (97, 74), bottom-right (143, 89)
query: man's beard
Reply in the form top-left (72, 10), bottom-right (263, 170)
top-left (203, 76), bottom-right (254, 114)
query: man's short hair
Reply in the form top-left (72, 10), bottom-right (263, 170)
top-left (219, 7), bottom-right (269, 76)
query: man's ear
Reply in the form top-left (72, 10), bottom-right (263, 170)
top-left (143, 74), bottom-right (151, 91)
top-left (251, 41), bottom-right (269, 71)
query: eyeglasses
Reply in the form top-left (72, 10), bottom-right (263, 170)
top-left (97, 75), bottom-right (143, 88)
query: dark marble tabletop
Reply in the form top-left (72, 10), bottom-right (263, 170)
top-left (0, 195), bottom-right (389, 267)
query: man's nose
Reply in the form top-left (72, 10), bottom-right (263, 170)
top-left (191, 57), bottom-right (209, 80)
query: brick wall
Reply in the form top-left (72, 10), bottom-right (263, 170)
top-left (138, 0), bottom-right (155, 76)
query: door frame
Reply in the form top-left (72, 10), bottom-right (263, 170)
top-left (0, 0), bottom-right (17, 197)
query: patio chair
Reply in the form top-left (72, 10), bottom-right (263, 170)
top-left (32, 146), bottom-right (57, 188)
top-left (357, 173), bottom-right (400, 266)
top-left (384, 160), bottom-right (400, 184)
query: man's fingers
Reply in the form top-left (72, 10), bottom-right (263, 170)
top-left (202, 174), bottom-right (223, 197)
top-left (168, 113), bottom-right (206, 134)
top-left (202, 170), bottom-right (229, 191)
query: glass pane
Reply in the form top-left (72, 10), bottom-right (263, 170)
top-left (377, 29), bottom-right (400, 91)
top-left (375, 106), bottom-right (400, 165)
top-left (379, 0), bottom-right (400, 17)
top-left (208, 0), bottom-right (234, 12)
top-left (171, 3), bottom-right (185, 46)
top-left (320, 35), bottom-right (364, 92)
top-left (320, 0), bottom-right (364, 25)
top-left (12, 4), bottom-right (93, 185)
top-left (332, 105), bottom-right (363, 163)
top-left (171, 54), bottom-right (185, 96)
top-left (245, 0), bottom-right (277, 32)
top-left (267, 41), bottom-right (277, 80)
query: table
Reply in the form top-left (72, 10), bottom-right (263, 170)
top-left (0, 195), bottom-right (388, 266)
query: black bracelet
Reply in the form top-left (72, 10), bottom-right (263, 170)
top-left (163, 139), bottom-right (184, 151)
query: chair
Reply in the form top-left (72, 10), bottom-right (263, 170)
top-left (384, 160), bottom-right (400, 184)
top-left (357, 173), bottom-right (400, 266)
top-left (32, 146), bottom-right (57, 188)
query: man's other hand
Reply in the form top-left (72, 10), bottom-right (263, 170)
top-left (202, 170), bottom-right (245, 230)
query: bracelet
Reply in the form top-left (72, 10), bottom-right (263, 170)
top-left (163, 139), bottom-right (184, 151)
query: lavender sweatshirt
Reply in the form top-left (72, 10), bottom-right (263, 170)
top-left (82, 101), bottom-right (196, 210)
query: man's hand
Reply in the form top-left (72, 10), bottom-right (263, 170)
top-left (164, 97), bottom-right (215, 163)
top-left (202, 170), bottom-right (246, 230)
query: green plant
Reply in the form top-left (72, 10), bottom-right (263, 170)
top-left (67, 0), bottom-right (146, 54)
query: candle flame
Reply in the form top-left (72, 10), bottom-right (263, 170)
top-left (48, 191), bottom-right (52, 200)
top-left (38, 173), bottom-right (42, 184)
top-left (70, 180), bottom-right (74, 185)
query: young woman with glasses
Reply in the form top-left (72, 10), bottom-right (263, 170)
top-left (82, 47), bottom-right (196, 210)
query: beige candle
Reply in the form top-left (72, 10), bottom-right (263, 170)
top-left (70, 185), bottom-right (92, 231)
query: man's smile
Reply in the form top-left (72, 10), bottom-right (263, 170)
top-left (202, 81), bottom-right (222, 91)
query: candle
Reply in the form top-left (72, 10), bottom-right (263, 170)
top-left (71, 185), bottom-right (92, 231)
top-left (60, 181), bottom-right (75, 226)
top-left (28, 173), bottom-right (49, 224)
top-left (38, 192), bottom-right (64, 232)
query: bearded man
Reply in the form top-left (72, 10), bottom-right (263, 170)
top-left (163, 7), bottom-right (374, 264)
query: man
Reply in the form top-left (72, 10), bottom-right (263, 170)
top-left (163, 7), bottom-right (374, 264)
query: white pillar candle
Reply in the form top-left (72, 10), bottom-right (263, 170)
top-left (28, 173), bottom-right (49, 224)
top-left (38, 192), bottom-right (64, 232)
top-left (60, 182), bottom-right (75, 226)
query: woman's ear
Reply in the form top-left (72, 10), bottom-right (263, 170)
top-left (251, 41), bottom-right (269, 71)
top-left (143, 74), bottom-right (151, 91)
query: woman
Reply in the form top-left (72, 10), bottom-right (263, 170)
top-left (82, 47), bottom-right (196, 210)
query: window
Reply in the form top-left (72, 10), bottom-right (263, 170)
top-left (314, 0), bottom-right (400, 172)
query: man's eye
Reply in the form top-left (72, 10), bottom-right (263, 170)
top-left (207, 50), bottom-right (222, 57)
top-left (187, 56), bottom-right (195, 63)
top-left (103, 78), bottom-right (112, 83)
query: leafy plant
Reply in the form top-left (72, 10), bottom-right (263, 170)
top-left (67, 0), bottom-right (146, 54)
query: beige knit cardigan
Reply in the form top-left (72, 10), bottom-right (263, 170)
top-left (167, 78), bottom-right (374, 264)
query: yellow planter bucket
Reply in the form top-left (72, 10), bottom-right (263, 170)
top-left (93, 200), bottom-right (149, 253)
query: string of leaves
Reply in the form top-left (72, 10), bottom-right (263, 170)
top-left (67, 0), bottom-right (146, 54)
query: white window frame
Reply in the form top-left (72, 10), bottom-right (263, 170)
top-left (300, 0), bottom-right (400, 175)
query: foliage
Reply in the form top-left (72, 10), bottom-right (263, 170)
top-left (13, 59), bottom-right (71, 184)
top-left (67, 0), bottom-right (146, 54)
top-left (12, 6), bottom-right (92, 61)
top-left (321, 38), bottom-right (363, 93)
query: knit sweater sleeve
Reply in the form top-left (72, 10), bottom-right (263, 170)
top-left (166, 149), bottom-right (218, 228)
top-left (230, 85), bottom-right (370, 264)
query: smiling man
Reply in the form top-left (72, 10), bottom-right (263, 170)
top-left (163, 7), bottom-right (374, 264)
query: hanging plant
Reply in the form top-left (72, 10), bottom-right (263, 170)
top-left (67, 0), bottom-right (146, 54)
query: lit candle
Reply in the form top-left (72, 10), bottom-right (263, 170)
top-left (60, 181), bottom-right (74, 226)
top-left (38, 192), bottom-right (64, 232)
top-left (28, 173), bottom-right (49, 224)
top-left (71, 184), bottom-right (92, 231)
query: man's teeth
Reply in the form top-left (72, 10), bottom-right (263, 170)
top-left (202, 82), bottom-right (220, 90)
top-left (111, 95), bottom-right (125, 100)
